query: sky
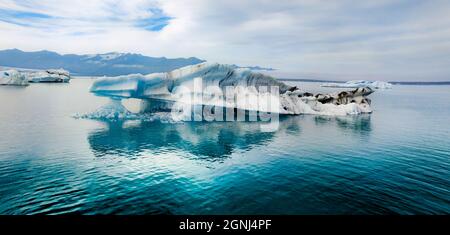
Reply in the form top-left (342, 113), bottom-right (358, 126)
top-left (0, 0), bottom-right (450, 81)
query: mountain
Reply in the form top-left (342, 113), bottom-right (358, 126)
top-left (0, 49), bottom-right (205, 76)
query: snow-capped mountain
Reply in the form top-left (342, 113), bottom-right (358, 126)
top-left (0, 49), bottom-right (205, 76)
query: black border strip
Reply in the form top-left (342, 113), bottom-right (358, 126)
top-left (0, 215), bottom-right (448, 233)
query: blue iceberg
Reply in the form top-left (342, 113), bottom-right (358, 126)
top-left (90, 63), bottom-right (374, 117)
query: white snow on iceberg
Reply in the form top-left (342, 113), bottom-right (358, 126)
top-left (321, 80), bottom-right (392, 89)
top-left (27, 69), bottom-right (71, 83)
top-left (90, 63), bottom-right (374, 118)
top-left (0, 70), bottom-right (29, 86)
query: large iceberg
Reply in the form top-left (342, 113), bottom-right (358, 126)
top-left (27, 69), bottom-right (71, 83)
top-left (0, 70), bottom-right (29, 86)
top-left (90, 63), bottom-right (374, 117)
top-left (321, 80), bottom-right (392, 89)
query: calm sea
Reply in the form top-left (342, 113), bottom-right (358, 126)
top-left (0, 79), bottom-right (449, 214)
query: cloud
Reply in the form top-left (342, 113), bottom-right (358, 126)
top-left (135, 8), bottom-right (173, 31)
top-left (0, 0), bottom-right (450, 81)
top-left (0, 8), bottom-right (52, 27)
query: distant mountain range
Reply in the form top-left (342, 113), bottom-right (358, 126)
top-left (0, 49), bottom-right (205, 76)
top-left (0, 49), bottom-right (276, 76)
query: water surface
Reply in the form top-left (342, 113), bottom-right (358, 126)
top-left (0, 79), bottom-right (449, 214)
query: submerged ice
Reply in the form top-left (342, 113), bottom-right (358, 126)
top-left (90, 63), bottom-right (374, 117)
top-left (73, 98), bottom-right (181, 123)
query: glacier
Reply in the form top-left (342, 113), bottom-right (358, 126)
top-left (0, 70), bottom-right (29, 86)
top-left (90, 63), bottom-right (374, 118)
top-left (321, 80), bottom-right (392, 89)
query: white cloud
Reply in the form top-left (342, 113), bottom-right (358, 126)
top-left (0, 0), bottom-right (450, 81)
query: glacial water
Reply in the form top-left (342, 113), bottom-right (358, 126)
top-left (0, 79), bottom-right (449, 214)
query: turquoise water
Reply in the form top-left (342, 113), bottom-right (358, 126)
top-left (0, 79), bottom-right (449, 214)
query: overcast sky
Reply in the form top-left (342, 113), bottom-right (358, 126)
top-left (1, 0), bottom-right (450, 81)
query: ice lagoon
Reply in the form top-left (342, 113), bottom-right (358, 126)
top-left (0, 78), bottom-right (449, 214)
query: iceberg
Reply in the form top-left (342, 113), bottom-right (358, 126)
top-left (321, 80), bottom-right (392, 89)
top-left (27, 69), bottom-right (71, 83)
top-left (0, 70), bottom-right (29, 86)
top-left (90, 63), bottom-right (374, 117)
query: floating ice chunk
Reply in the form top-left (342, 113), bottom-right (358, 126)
top-left (90, 63), bottom-right (374, 117)
top-left (27, 69), bottom-right (71, 83)
top-left (0, 70), bottom-right (29, 86)
top-left (369, 81), bottom-right (393, 89)
top-left (321, 80), bottom-right (392, 89)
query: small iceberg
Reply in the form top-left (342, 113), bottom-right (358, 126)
top-left (321, 80), bottom-right (392, 89)
top-left (27, 69), bottom-right (71, 83)
top-left (90, 63), bottom-right (375, 118)
top-left (0, 70), bottom-right (29, 86)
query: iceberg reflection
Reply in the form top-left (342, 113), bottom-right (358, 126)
top-left (88, 121), bottom-right (279, 160)
top-left (87, 115), bottom-right (372, 161)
